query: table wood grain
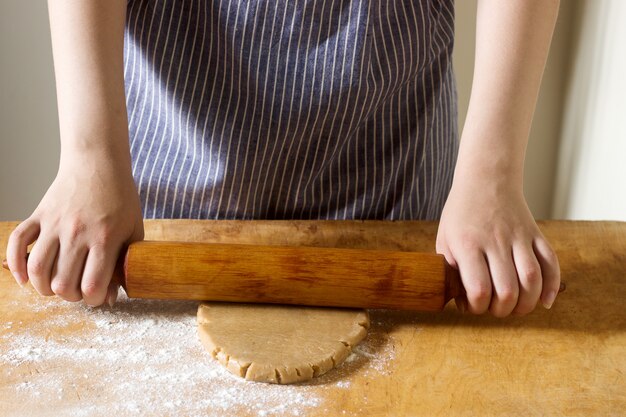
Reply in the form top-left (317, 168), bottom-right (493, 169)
top-left (0, 220), bottom-right (624, 416)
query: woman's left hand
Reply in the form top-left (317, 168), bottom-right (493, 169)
top-left (436, 171), bottom-right (561, 317)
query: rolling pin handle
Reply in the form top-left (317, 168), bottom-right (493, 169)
top-left (442, 258), bottom-right (567, 310)
top-left (1, 250), bottom-right (129, 291)
top-left (443, 260), bottom-right (465, 307)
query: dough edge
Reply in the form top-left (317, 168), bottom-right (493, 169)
top-left (197, 303), bottom-right (370, 384)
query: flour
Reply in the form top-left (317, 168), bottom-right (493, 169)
top-left (0, 292), bottom-right (396, 417)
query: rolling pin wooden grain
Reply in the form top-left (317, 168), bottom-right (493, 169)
top-left (2, 241), bottom-right (564, 311)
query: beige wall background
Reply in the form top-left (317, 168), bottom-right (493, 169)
top-left (0, 1), bottom-right (623, 221)
top-left (0, 0), bottom-right (59, 221)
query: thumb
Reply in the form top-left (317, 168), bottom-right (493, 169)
top-left (106, 281), bottom-right (119, 308)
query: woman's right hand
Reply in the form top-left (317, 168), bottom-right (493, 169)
top-left (5, 148), bottom-right (144, 307)
top-left (13, 0), bottom-right (140, 307)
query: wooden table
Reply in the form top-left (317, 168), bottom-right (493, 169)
top-left (0, 220), bottom-right (624, 416)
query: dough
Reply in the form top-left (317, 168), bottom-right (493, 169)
top-left (197, 303), bottom-right (370, 384)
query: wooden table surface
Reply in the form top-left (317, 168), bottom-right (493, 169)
top-left (0, 220), bottom-right (624, 416)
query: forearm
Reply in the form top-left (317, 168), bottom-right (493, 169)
top-left (5, 1), bottom-right (141, 307)
top-left (48, 0), bottom-right (130, 167)
top-left (455, 0), bottom-right (560, 187)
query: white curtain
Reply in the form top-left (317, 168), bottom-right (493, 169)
top-left (552, 0), bottom-right (626, 220)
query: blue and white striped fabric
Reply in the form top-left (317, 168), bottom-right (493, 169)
top-left (123, 0), bottom-right (458, 220)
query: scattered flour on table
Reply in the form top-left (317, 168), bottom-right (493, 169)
top-left (0, 293), bottom-right (396, 416)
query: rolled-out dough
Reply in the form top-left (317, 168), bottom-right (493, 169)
top-left (197, 303), bottom-right (370, 384)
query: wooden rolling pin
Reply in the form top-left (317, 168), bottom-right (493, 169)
top-left (127, 241), bottom-right (465, 311)
top-left (2, 241), bottom-right (565, 311)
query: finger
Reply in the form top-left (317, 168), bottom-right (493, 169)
top-left (486, 247), bottom-right (519, 318)
top-left (81, 245), bottom-right (119, 307)
top-left (6, 219), bottom-right (40, 286)
top-left (533, 236), bottom-right (561, 309)
top-left (454, 249), bottom-right (492, 315)
top-left (106, 282), bottom-right (119, 308)
top-left (26, 235), bottom-right (59, 296)
top-left (511, 242), bottom-right (543, 316)
top-left (50, 242), bottom-right (88, 302)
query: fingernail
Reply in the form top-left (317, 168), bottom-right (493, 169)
top-left (13, 272), bottom-right (26, 287)
top-left (107, 289), bottom-right (118, 308)
top-left (543, 290), bottom-right (557, 309)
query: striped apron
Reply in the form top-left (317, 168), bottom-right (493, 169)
top-left (123, 0), bottom-right (458, 220)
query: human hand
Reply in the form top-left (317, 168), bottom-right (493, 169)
top-left (5, 148), bottom-right (144, 307)
top-left (436, 172), bottom-right (561, 317)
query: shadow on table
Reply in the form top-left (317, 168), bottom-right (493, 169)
top-left (372, 263), bottom-right (626, 334)
top-left (101, 293), bottom-right (200, 317)
top-left (87, 259), bottom-right (624, 387)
